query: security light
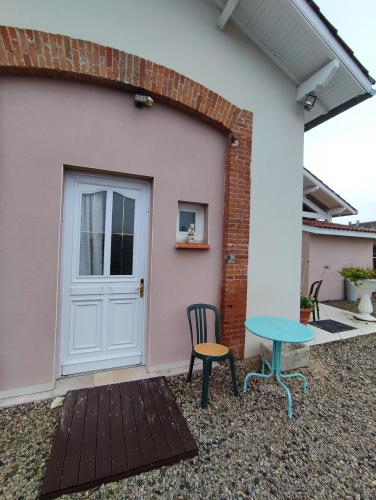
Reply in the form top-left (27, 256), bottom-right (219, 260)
top-left (134, 93), bottom-right (154, 108)
top-left (304, 93), bottom-right (317, 111)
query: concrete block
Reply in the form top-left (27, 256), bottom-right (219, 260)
top-left (260, 341), bottom-right (310, 371)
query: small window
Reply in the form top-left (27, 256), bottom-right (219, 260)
top-left (176, 202), bottom-right (205, 242)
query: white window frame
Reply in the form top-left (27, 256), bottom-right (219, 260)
top-left (176, 203), bottom-right (205, 242)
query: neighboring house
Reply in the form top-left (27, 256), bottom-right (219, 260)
top-left (0, 0), bottom-right (374, 403)
top-left (354, 221), bottom-right (376, 230)
top-left (352, 221), bottom-right (376, 269)
top-left (301, 169), bottom-right (376, 300)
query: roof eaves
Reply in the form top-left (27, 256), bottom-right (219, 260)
top-left (303, 167), bottom-right (358, 214)
top-left (305, 0), bottom-right (375, 85)
top-left (302, 220), bottom-right (376, 239)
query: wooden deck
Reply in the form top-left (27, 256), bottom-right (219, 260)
top-left (40, 377), bottom-right (198, 499)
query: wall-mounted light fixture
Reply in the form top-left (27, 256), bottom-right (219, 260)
top-left (134, 93), bottom-right (154, 109)
top-left (231, 136), bottom-right (240, 147)
top-left (304, 93), bottom-right (317, 111)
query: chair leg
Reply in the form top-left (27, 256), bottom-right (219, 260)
top-left (201, 360), bottom-right (210, 409)
top-left (228, 353), bottom-right (239, 397)
top-left (187, 353), bottom-right (194, 382)
top-left (316, 300), bottom-right (320, 320)
top-left (208, 360), bottom-right (212, 377)
top-left (312, 306), bottom-right (316, 322)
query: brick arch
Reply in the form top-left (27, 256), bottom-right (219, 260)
top-left (0, 26), bottom-right (252, 357)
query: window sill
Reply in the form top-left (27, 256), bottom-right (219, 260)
top-left (175, 242), bottom-right (210, 250)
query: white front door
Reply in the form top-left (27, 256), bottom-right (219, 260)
top-left (60, 172), bottom-right (150, 375)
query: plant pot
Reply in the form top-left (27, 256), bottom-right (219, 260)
top-left (345, 278), bottom-right (359, 302)
top-left (354, 279), bottom-right (376, 321)
top-left (300, 308), bottom-right (312, 324)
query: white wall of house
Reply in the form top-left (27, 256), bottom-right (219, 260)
top-left (0, 0), bottom-right (305, 357)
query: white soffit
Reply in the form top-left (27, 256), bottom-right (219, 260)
top-left (214, 0), bottom-right (375, 130)
top-left (303, 168), bottom-right (357, 217)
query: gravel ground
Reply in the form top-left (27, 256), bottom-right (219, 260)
top-left (1, 334), bottom-right (376, 500)
top-left (324, 298), bottom-right (376, 318)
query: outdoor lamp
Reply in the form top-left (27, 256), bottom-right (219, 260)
top-left (304, 93), bottom-right (317, 111)
top-left (134, 93), bottom-right (154, 108)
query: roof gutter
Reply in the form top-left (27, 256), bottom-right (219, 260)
top-left (290, 0), bottom-right (375, 131)
top-left (303, 224), bottom-right (376, 239)
top-left (304, 91), bottom-right (374, 131)
top-left (291, 0), bottom-right (375, 90)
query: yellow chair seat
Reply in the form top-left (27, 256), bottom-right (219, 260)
top-left (194, 343), bottom-right (229, 357)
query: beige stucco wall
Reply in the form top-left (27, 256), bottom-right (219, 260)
top-left (0, 0), bottom-right (305, 360)
top-left (301, 231), bottom-right (374, 301)
top-left (0, 76), bottom-right (226, 394)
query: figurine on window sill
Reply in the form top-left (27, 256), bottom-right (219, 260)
top-left (186, 223), bottom-right (195, 243)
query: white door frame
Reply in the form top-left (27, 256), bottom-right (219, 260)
top-left (58, 171), bottom-right (150, 376)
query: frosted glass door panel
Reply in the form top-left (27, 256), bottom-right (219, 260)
top-left (79, 191), bottom-right (106, 276)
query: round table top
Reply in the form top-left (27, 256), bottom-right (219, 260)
top-left (245, 316), bottom-right (314, 343)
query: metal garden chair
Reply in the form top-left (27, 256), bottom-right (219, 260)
top-left (309, 279), bottom-right (323, 321)
top-left (187, 303), bottom-right (238, 408)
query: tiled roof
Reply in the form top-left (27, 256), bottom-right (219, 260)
top-left (303, 219), bottom-right (376, 234)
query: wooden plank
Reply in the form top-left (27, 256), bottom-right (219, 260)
top-left (40, 391), bottom-right (77, 496)
top-left (129, 381), bottom-right (158, 466)
top-left (119, 381), bottom-right (143, 472)
top-left (96, 385), bottom-right (111, 480)
top-left (139, 379), bottom-right (171, 461)
top-left (41, 377), bottom-right (198, 499)
top-left (109, 384), bottom-right (127, 475)
top-left (157, 378), bottom-right (198, 454)
top-left (148, 378), bottom-right (186, 457)
top-left (59, 389), bottom-right (88, 490)
top-left (78, 387), bottom-right (98, 485)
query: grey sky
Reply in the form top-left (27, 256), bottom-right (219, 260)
top-left (304, 0), bottom-right (376, 223)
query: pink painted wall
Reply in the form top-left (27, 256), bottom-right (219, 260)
top-left (0, 76), bottom-right (225, 392)
top-left (301, 232), bottom-right (374, 301)
top-left (301, 231), bottom-right (310, 295)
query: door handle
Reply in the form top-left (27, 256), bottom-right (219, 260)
top-left (138, 278), bottom-right (144, 298)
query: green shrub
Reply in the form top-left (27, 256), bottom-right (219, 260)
top-left (300, 295), bottom-right (314, 309)
top-left (339, 266), bottom-right (376, 285)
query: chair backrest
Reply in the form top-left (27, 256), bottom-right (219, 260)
top-left (309, 280), bottom-right (322, 300)
top-left (187, 303), bottom-right (220, 346)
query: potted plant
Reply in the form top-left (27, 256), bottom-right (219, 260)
top-left (300, 295), bottom-right (314, 324)
top-left (339, 267), bottom-right (376, 321)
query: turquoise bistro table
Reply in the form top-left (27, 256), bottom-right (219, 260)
top-left (243, 316), bottom-right (314, 419)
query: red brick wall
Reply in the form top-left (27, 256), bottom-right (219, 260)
top-left (0, 26), bottom-right (252, 357)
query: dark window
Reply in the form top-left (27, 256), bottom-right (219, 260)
top-left (110, 193), bottom-right (135, 275)
top-left (179, 211), bottom-right (196, 232)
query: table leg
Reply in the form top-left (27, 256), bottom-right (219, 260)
top-left (279, 372), bottom-right (308, 393)
top-left (261, 359), bottom-right (272, 374)
top-left (243, 341), bottom-right (277, 392)
top-left (274, 341), bottom-right (293, 419)
top-left (243, 340), bottom-right (309, 419)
